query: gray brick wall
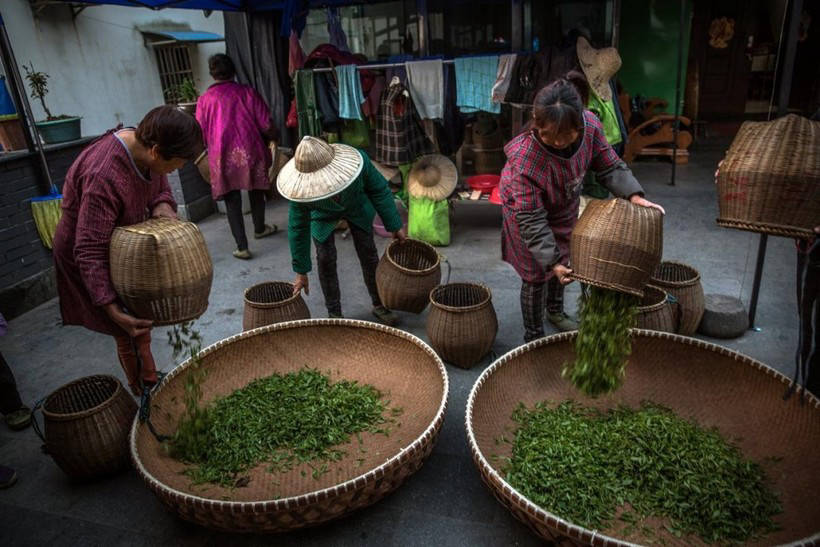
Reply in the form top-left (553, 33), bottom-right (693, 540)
top-left (0, 140), bottom-right (90, 318)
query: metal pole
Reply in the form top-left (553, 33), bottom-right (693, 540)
top-left (747, 0), bottom-right (803, 329)
top-left (0, 12), bottom-right (53, 192)
top-left (670, 0), bottom-right (685, 186)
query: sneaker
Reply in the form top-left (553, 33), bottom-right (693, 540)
top-left (547, 311), bottom-right (578, 332)
top-left (5, 407), bottom-right (31, 431)
top-left (233, 249), bottom-right (252, 260)
top-left (372, 306), bottom-right (398, 326)
top-left (253, 224), bottom-right (278, 239)
top-left (0, 464), bottom-right (17, 489)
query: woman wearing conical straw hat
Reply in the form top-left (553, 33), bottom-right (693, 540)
top-left (279, 136), bottom-right (406, 325)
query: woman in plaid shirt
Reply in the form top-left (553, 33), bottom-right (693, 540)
top-left (500, 72), bottom-right (664, 342)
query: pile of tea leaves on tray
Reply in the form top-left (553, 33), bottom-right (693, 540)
top-left (166, 367), bottom-right (400, 487)
top-left (501, 400), bottom-right (782, 544)
top-left (563, 285), bottom-right (637, 396)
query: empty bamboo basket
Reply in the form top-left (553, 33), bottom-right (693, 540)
top-left (376, 238), bottom-right (441, 313)
top-left (635, 285), bottom-right (679, 333)
top-left (716, 114), bottom-right (820, 239)
top-left (569, 199), bottom-right (663, 297)
top-left (650, 261), bottom-right (705, 336)
top-left (243, 281), bottom-right (310, 331)
top-left (38, 375), bottom-right (136, 479)
top-left (110, 218), bottom-right (213, 326)
top-left (427, 283), bottom-right (498, 369)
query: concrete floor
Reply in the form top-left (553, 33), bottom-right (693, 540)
top-left (0, 143), bottom-right (798, 546)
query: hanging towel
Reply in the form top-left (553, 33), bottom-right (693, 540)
top-left (327, 8), bottom-right (350, 53)
top-left (288, 30), bottom-right (306, 77)
top-left (455, 56), bottom-right (501, 114)
top-left (406, 59), bottom-right (444, 120)
top-left (492, 54), bottom-right (517, 104)
top-left (335, 64), bottom-right (365, 120)
top-left (294, 69), bottom-right (322, 139)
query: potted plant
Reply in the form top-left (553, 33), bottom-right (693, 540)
top-left (174, 78), bottom-right (199, 116)
top-left (23, 62), bottom-right (82, 144)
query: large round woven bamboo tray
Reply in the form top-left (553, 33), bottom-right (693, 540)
top-left (131, 319), bottom-right (448, 533)
top-left (466, 331), bottom-right (820, 546)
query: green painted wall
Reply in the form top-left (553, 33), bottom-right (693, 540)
top-left (617, 0), bottom-right (692, 113)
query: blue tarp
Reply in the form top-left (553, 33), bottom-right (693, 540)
top-left (142, 30), bottom-right (224, 42)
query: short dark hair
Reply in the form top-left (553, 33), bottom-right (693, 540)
top-left (135, 105), bottom-right (203, 161)
top-left (209, 53), bottom-right (236, 81)
top-left (532, 70), bottom-right (589, 134)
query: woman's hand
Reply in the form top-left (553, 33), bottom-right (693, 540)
top-left (630, 194), bottom-right (666, 215)
top-left (104, 304), bottom-right (152, 338)
top-left (293, 274), bottom-right (309, 296)
top-left (393, 227), bottom-right (407, 242)
top-left (552, 264), bottom-right (574, 286)
top-left (152, 202), bottom-right (177, 219)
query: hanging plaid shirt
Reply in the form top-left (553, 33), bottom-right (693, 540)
top-left (500, 111), bottom-right (643, 283)
top-left (375, 82), bottom-right (433, 167)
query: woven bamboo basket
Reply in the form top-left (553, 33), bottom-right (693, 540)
top-left (466, 331), bottom-right (820, 546)
top-left (131, 319), bottom-right (448, 533)
top-left (569, 198), bottom-right (663, 297)
top-left (110, 218), bottom-right (213, 326)
top-left (716, 114), bottom-right (820, 239)
top-left (650, 261), bottom-right (705, 336)
top-left (426, 283), bottom-right (498, 369)
top-left (243, 281), bottom-right (310, 331)
top-left (37, 375), bottom-right (137, 479)
top-left (635, 285), bottom-right (679, 333)
top-left (376, 238), bottom-right (441, 313)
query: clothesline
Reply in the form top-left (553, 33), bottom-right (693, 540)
top-left (310, 59), bottom-right (457, 73)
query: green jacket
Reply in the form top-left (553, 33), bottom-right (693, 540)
top-left (288, 150), bottom-right (402, 274)
top-left (587, 91), bottom-right (623, 146)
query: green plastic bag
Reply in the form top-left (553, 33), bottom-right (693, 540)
top-left (409, 196), bottom-right (450, 246)
top-left (340, 119), bottom-right (370, 149)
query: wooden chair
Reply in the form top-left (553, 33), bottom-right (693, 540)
top-left (618, 93), bottom-right (693, 164)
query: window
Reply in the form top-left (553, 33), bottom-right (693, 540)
top-left (300, 2), bottom-right (419, 61)
top-left (155, 45), bottom-right (194, 104)
top-left (428, 0), bottom-right (512, 56)
top-left (530, 0), bottom-right (615, 51)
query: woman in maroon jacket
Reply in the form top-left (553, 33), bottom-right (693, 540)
top-left (500, 72), bottom-right (663, 342)
top-left (53, 106), bottom-right (203, 395)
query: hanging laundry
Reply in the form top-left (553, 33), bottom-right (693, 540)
top-left (435, 63), bottom-right (464, 157)
top-left (455, 56), bottom-right (501, 114)
top-left (294, 69), bottom-right (322, 140)
top-left (288, 30), bottom-right (306, 77)
top-left (375, 82), bottom-right (434, 167)
top-left (492, 54), bottom-right (517, 104)
top-left (335, 64), bottom-right (365, 120)
top-left (314, 71), bottom-right (341, 130)
top-left (406, 59), bottom-right (444, 120)
top-left (363, 75), bottom-right (385, 119)
top-left (326, 8), bottom-right (350, 53)
top-left (587, 89), bottom-right (622, 146)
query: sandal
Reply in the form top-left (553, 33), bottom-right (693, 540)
top-left (254, 224), bottom-right (278, 239)
top-left (5, 406), bottom-right (31, 431)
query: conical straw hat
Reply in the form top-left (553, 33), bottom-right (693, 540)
top-left (277, 136), bottom-right (363, 203)
top-left (407, 155), bottom-right (458, 201)
top-left (576, 37), bottom-right (622, 102)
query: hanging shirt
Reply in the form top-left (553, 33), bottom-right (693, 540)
top-left (492, 54), bottom-right (517, 104)
top-left (375, 82), bottom-right (434, 167)
top-left (455, 56), bottom-right (501, 114)
top-left (335, 64), bottom-right (365, 120)
top-left (294, 70), bottom-right (322, 140)
top-left (587, 89), bottom-right (623, 146)
top-left (406, 59), bottom-right (444, 120)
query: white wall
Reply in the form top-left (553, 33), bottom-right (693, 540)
top-left (1, 0), bottom-right (225, 135)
